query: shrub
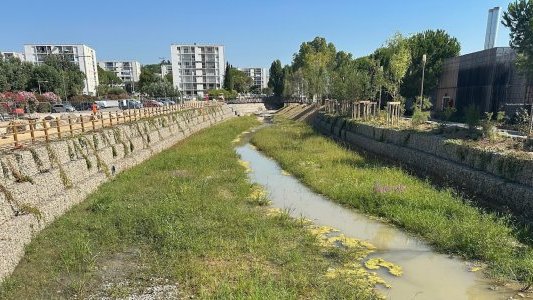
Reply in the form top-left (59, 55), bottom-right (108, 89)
top-left (512, 108), bottom-right (530, 135)
top-left (411, 108), bottom-right (430, 127)
top-left (481, 111), bottom-right (505, 140)
top-left (464, 104), bottom-right (480, 131)
top-left (36, 102), bottom-right (51, 113)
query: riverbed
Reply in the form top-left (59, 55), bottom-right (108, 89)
top-left (235, 127), bottom-right (515, 300)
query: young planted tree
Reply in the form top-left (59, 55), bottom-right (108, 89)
top-left (387, 34), bottom-right (412, 102)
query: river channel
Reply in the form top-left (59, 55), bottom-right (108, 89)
top-left (235, 126), bottom-right (515, 300)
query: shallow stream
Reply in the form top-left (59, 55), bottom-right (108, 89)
top-left (235, 127), bottom-right (514, 300)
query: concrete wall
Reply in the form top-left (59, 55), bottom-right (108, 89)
top-left (312, 113), bottom-right (533, 223)
top-left (0, 105), bottom-right (235, 281)
top-left (227, 103), bottom-right (267, 116)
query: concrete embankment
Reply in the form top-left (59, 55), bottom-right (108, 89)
top-left (311, 113), bottom-right (533, 223)
top-left (0, 105), bottom-right (235, 280)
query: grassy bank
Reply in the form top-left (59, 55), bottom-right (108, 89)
top-left (251, 118), bottom-right (533, 286)
top-left (0, 116), bottom-right (378, 299)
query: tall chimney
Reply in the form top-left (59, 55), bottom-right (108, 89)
top-left (484, 7), bottom-right (501, 50)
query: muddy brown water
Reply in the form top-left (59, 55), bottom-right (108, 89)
top-left (235, 130), bottom-right (515, 299)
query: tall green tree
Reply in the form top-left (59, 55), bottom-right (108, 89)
top-left (502, 0), bottom-right (533, 134)
top-left (503, 0), bottom-right (533, 79)
top-left (268, 59), bottom-right (284, 97)
top-left (292, 37), bottom-right (337, 100)
top-left (223, 62), bottom-right (234, 91)
top-left (143, 81), bottom-right (180, 98)
top-left (0, 57), bottom-right (34, 92)
top-left (138, 66), bottom-right (161, 92)
top-left (28, 64), bottom-right (62, 93)
top-left (401, 30), bottom-right (460, 99)
top-left (373, 33), bottom-right (412, 101)
top-left (97, 65), bottom-right (122, 86)
top-left (42, 55), bottom-right (86, 98)
top-left (231, 68), bottom-right (252, 93)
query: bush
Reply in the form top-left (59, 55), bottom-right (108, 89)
top-left (464, 104), bottom-right (480, 130)
top-left (36, 102), bottom-right (51, 113)
top-left (411, 108), bottom-right (430, 127)
top-left (512, 108), bottom-right (530, 135)
top-left (481, 111), bottom-right (505, 140)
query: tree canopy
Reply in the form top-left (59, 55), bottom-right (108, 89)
top-left (502, 0), bottom-right (533, 80)
top-left (0, 55), bottom-right (86, 99)
top-left (400, 30), bottom-right (460, 99)
top-left (268, 31), bottom-right (460, 104)
top-left (268, 59), bottom-right (284, 97)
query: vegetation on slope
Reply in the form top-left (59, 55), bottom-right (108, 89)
top-left (0, 117), bottom-right (378, 299)
top-left (251, 118), bottom-right (533, 287)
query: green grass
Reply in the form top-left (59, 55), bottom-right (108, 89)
top-left (251, 117), bottom-right (533, 287)
top-left (0, 116), bottom-right (378, 299)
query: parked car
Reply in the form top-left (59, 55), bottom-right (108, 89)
top-left (95, 100), bottom-right (120, 109)
top-left (143, 100), bottom-right (164, 107)
top-left (52, 103), bottom-right (76, 113)
top-left (160, 99), bottom-right (176, 106)
top-left (120, 99), bottom-right (143, 109)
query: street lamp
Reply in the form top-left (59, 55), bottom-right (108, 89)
top-left (419, 54), bottom-right (427, 109)
top-left (37, 80), bottom-right (48, 95)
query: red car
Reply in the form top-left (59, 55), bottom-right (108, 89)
top-left (143, 100), bottom-right (164, 107)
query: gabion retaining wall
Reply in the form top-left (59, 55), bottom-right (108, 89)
top-left (312, 113), bottom-right (533, 222)
top-left (0, 105), bottom-right (235, 281)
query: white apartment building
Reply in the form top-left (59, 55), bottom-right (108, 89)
top-left (238, 67), bottom-right (269, 89)
top-left (0, 51), bottom-right (25, 61)
top-left (24, 44), bottom-right (99, 95)
top-left (170, 44), bottom-right (225, 97)
top-left (161, 64), bottom-right (172, 78)
top-left (98, 60), bottom-right (141, 85)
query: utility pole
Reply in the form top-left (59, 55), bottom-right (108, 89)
top-left (420, 54), bottom-right (427, 109)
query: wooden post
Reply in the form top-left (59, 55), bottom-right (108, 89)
top-left (116, 111), bottom-right (120, 124)
top-left (68, 115), bottom-right (74, 136)
top-left (43, 120), bottom-right (49, 142)
top-left (12, 122), bottom-right (19, 147)
top-left (56, 117), bottom-right (62, 139)
top-left (109, 112), bottom-right (113, 126)
top-left (80, 114), bottom-right (86, 132)
top-left (100, 112), bottom-right (104, 128)
top-left (29, 120), bottom-right (35, 143)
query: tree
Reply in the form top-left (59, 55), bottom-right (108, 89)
top-left (401, 30), bottom-right (460, 99)
top-left (231, 68), bottom-right (253, 93)
top-left (292, 37), bottom-right (337, 100)
top-left (268, 59), bottom-right (284, 97)
top-left (373, 33), bottom-right (412, 101)
top-left (143, 81), bottom-right (179, 98)
top-left (97, 65), bottom-right (122, 87)
top-left (42, 55), bottom-right (86, 98)
top-left (0, 57), bottom-right (34, 92)
top-left (29, 64), bottom-right (62, 94)
top-left (223, 62), bottom-right (234, 91)
top-left (502, 0), bottom-right (533, 135)
top-left (138, 66), bottom-right (161, 92)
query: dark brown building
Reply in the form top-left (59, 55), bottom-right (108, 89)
top-left (435, 47), bottom-right (530, 116)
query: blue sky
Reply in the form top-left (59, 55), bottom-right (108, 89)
top-left (0, 0), bottom-right (514, 68)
